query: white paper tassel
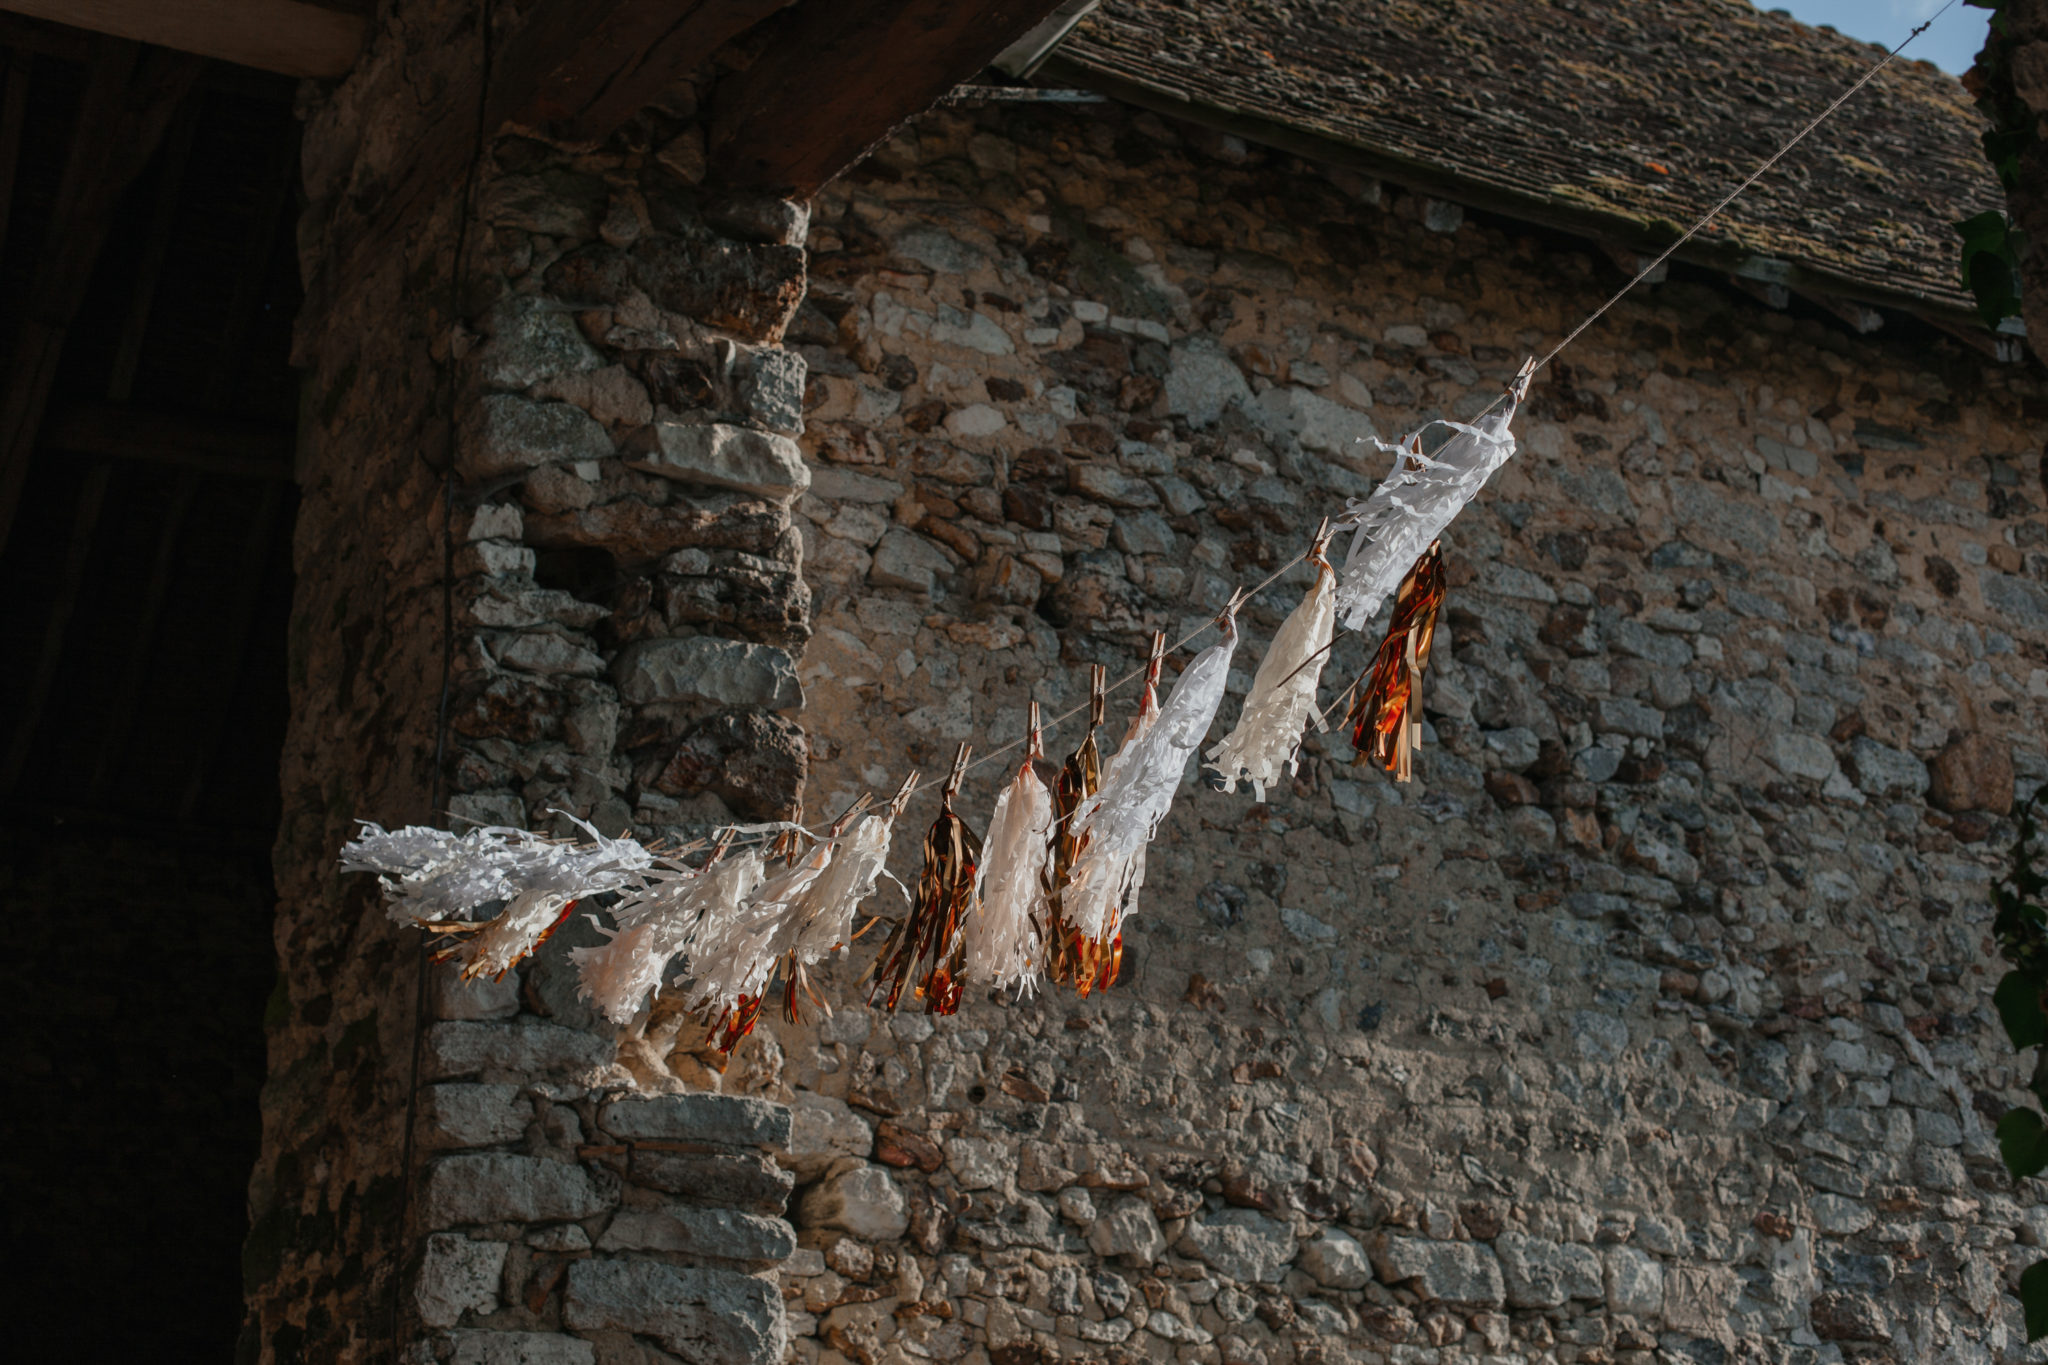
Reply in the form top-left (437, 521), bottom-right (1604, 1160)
top-left (1207, 534), bottom-right (1337, 799)
top-left (1067, 611), bottom-right (1241, 939)
top-left (963, 706), bottom-right (1055, 994)
top-left (777, 782), bottom-right (913, 968)
top-left (571, 843), bottom-right (760, 1026)
top-left (341, 822), bottom-right (522, 924)
top-left (344, 814), bottom-right (655, 979)
top-left (669, 850), bottom-right (775, 1020)
top-left (451, 888), bottom-right (573, 981)
top-left (1335, 359), bottom-right (1533, 630)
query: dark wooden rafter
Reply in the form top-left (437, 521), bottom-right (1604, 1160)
top-left (0, 0), bottom-right (361, 79)
top-left (315, 0), bottom-right (1073, 319)
top-left (315, 1), bottom-right (785, 305)
top-left (708, 0), bottom-right (1077, 197)
top-left (106, 98), bottom-right (200, 403)
top-left (0, 37), bottom-right (200, 556)
top-left (41, 403), bottom-right (294, 480)
top-left (489, 0), bottom-right (794, 144)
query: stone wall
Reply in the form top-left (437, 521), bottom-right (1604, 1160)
top-left (727, 102), bottom-right (2048, 1365)
top-left (256, 1), bottom-right (815, 1358)
top-left (264, 15), bottom-right (2048, 1365)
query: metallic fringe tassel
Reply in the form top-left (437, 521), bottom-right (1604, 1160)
top-left (1347, 541), bottom-right (1447, 782)
top-left (871, 744), bottom-right (982, 1014)
top-left (1042, 665), bottom-right (1108, 992)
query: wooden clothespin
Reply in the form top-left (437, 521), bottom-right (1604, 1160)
top-left (943, 742), bottom-right (972, 804)
top-left (1309, 515), bottom-right (1334, 567)
top-left (1026, 701), bottom-right (1044, 760)
top-left (1144, 630), bottom-right (1168, 690)
top-left (1088, 664), bottom-right (1107, 730)
top-left (888, 770), bottom-right (921, 816)
top-left (1216, 586), bottom-right (1248, 631)
top-left (827, 790), bottom-right (874, 836)
top-left (1507, 355), bottom-right (1537, 404)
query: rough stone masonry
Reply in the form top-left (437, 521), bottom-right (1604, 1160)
top-left (254, 8), bottom-right (2048, 1365)
top-left (750, 105), bottom-right (2048, 1365)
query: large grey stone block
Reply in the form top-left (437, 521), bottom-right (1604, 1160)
top-left (422, 1154), bottom-right (615, 1228)
top-left (1085, 1196), bottom-right (1165, 1263)
top-left (416, 1233), bottom-right (508, 1327)
top-left (627, 1148), bottom-right (794, 1214)
top-left (1494, 1231), bottom-right (1603, 1308)
top-left (1604, 1244), bottom-right (1666, 1316)
top-left (444, 1331), bottom-right (596, 1365)
top-left (461, 394), bottom-right (613, 481)
top-left (596, 1205), bottom-right (796, 1262)
top-left (476, 295), bottom-right (604, 392)
top-left (431, 962), bottom-right (521, 1021)
top-left (1163, 336), bottom-right (1251, 429)
top-left (563, 1258), bottom-right (786, 1365)
top-left (1178, 1208), bottom-right (1295, 1283)
top-left (868, 528), bottom-right (956, 592)
top-left (1847, 735), bottom-right (1929, 798)
top-left (597, 1093), bottom-right (792, 1147)
top-left (426, 1020), bottom-right (613, 1081)
top-left (1369, 1234), bottom-right (1505, 1307)
top-left (797, 1161), bottom-right (910, 1241)
top-left (1298, 1229), bottom-right (1371, 1289)
top-left (421, 1083), bottom-right (531, 1149)
top-left (624, 421), bottom-right (809, 500)
top-left (611, 636), bottom-right (802, 710)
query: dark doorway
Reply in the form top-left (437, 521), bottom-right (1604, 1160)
top-left (0, 18), bottom-right (301, 1358)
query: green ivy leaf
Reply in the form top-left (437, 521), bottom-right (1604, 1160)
top-left (1997, 970), bottom-right (2048, 1049)
top-left (1956, 212), bottom-right (2025, 327)
top-left (1999, 1107), bottom-right (2048, 1178)
top-left (2022, 1258), bottom-right (2048, 1341)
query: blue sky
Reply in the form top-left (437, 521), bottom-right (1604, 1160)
top-left (1768, 0), bottom-right (1990, 74)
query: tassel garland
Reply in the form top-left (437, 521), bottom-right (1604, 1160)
top-left (962, 704), bottom-right (1056, 995)
top-left (1346, 541), bottom-right (1447, 782)
top-left (870, 745), bottom-right (982, 1014)
top-left (1207, 522), bottom-right (1338, 799)
top-left (345, 360), bottom-right (1546, 1034)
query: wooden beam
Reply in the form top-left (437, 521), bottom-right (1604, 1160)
top-left (0, 0), bottom-right (361, 79)
top-left (708, 0), bottom-right (1077, 197)
top-left (106, 100), bottom-right (200, 403)
top-left (41, 402), bottom-right (296, 480)
top-left (0, 37), bottom-right (199, 555)
top-left (489, 0), bottom-right (794, 145)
